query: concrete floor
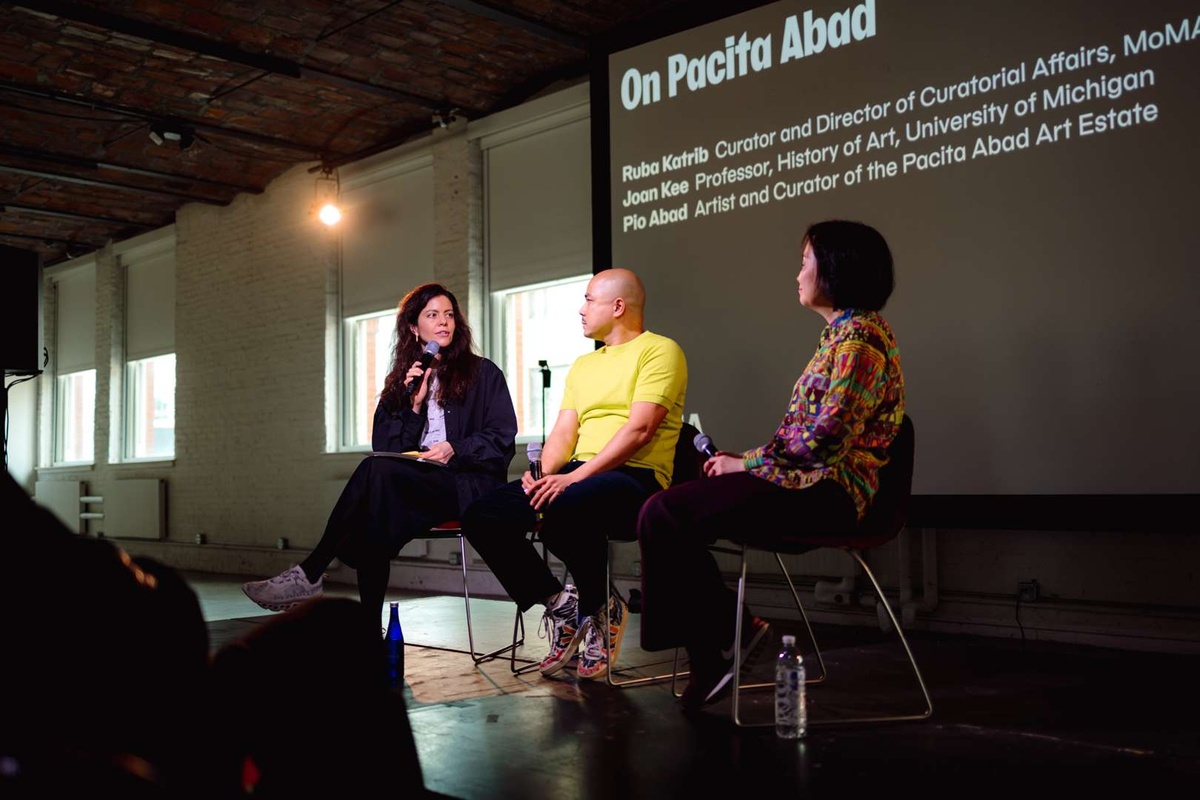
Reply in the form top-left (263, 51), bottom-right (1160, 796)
top-left (188, 570), bottom-right (1200, 799)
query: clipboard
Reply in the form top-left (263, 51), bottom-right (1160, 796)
top-left (367, 450), bottom-right (448, 467)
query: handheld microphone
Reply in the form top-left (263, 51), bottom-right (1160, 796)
top-left (693, 432), bottom-right (718, 459)
top-left (403, 340), bottom-right (440, 399)
top-left (526, 441), bottom-right (543, 480)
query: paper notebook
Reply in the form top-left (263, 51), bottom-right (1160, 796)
top-left (367, 450), bottom-right (448, 467)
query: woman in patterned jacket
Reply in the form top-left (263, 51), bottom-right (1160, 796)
top-left (636, 219), bottom-right (905, 711)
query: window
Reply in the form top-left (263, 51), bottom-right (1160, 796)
top-left (51, 263), bottom-right (96, 466)
top-left (493, 276), bottom-right (593, 441)
top-left (480, 97), bottom-right (592, 441)
top-left (119, 230), bottom-right (176, 461)
top-left (55, 369), bottom-right (95, 464)
top-left (336, 157), bottom-right (434, 451)
top-left (125, 354), bottom-right (176, 460)
top-left (345, 310), bottom-right (397, 448)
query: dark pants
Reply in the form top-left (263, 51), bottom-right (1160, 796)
top-left (463, 462), bottom-right (661, 615)
top-left (637, 473), bottom-right (856, 653)
top-left (303, 456), bottom-right (459, 622)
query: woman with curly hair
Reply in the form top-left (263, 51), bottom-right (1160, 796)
top-left (243, 283), bottom-right (517, 626)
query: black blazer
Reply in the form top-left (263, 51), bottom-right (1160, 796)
top-left (372, 356), bottom-right (517, 513)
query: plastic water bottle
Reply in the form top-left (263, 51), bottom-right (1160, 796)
top-left (775, 634), bottom-right (806, 739)
top-left (385, 601), bottom-right (405, 688)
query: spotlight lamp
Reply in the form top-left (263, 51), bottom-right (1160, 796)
top-left (432, 108), bottom-right (463, 129)
top-left (313, 166), bottom-right (341, 226)
top-left (148, 121), bottom-right (196, 151)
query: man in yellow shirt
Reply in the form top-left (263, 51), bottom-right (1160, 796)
top-left (464, 267), bottom-right (687, 679)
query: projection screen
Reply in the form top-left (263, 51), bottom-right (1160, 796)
top-left (592, 0), bottom-right (1200, 528)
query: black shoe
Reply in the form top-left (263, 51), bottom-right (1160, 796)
top-left (679, 650), bottom-right (729, 713)
top-left (680, 615), bottom-right (770, 712)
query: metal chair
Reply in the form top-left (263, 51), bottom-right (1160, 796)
top-left (722, 413), bottom-right (933, 726)
top-left (411, 521), bottom-right (530, 666)
top-left (508, 421), bottom-right (708, 682)
top-left (603, 422), bottom-right (707, 687)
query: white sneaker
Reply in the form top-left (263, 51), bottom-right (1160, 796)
top-left (242, 565), bottom-right (323, 612)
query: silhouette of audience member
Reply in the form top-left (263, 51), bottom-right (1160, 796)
top-left (1, 470), bottom-right (424, 798)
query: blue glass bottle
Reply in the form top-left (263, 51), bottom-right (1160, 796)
top-left (385, 601), bottom-right (405, 688)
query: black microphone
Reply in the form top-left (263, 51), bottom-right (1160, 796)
top-left (526, 441), bottom-right (543, 480)
top-left (404, 340), bottom-right (440, 399)
top-left (693, 432), bottom-right (718, 459)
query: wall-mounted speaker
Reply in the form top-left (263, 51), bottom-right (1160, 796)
top-left (1, 244), bottom-right (45, 375)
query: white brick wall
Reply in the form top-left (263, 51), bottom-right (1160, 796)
top-left (432, 121), bottom-right (483, 321)
top-left (170, 167), bottom-right (337, 549)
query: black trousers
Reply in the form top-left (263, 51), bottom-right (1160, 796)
top-left (463, 462), bottom-right (661, 615)
top-left (303, 456), bottom-right (459, 623)
top-left (636, 473), bottom-right (856, 653)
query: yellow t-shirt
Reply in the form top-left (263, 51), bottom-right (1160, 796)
top-left (560, 331), bottom-right (688, 489)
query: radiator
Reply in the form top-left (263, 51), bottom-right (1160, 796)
top-left (102, 479), bottom-right (166, 540)
top-left (33, 480), bottom-right (84, 534)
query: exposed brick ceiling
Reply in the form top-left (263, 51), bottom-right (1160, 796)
top-left (0, 0), bottom-right (699, 266)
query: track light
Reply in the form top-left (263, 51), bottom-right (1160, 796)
top-left (149, 122), bottom-right (196, 151)
top-left (432, 108), bottom-right (462, 129)
top-left (313, 166), bottom-right (341, 226)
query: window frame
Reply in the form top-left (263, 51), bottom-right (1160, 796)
top-left (341, 308), bottom-right (398, 451)
top-left (52, 368), bottom-right (96, 466)
top-left (122, 353), bottom-right (177, 462)
top-left (489, 274), bottom-right (594, 445)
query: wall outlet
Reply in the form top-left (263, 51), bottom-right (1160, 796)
top-left (1017, 579), bottom-right (1040, 603)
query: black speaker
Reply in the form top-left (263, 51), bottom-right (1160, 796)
top-left (1, 244), bottom-right (45, 375)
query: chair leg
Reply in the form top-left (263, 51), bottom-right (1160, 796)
top-left (730, 549), bottom-right (757, 726)
top-left (731, 546), bottom-right (829, 725)
top-left (452, 534), bottom-right (532, 666)
top-left (509, 605), bottom-right (542, 675)
top-left (812, 550), bottom-right (931, 725)
top-left (509, 530), bottom-right (557, 675)
top-left (730, 550), bottom-right (830, 693)
top-left (604, 541), bottom-right (692, 689)
top-left (731, 546), bottom-right (932, 727)
top-left (774, 552), bottom-right (826, 686)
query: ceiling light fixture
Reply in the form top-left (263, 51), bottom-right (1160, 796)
top-left (313, 165), bottom-right (341, 226)
top-left (432, 108), bottom-right (463, 129)
top-left (148, 122), bottom-right (196, 151)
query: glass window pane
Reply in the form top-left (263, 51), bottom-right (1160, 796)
top-left (348, 312), bottom-right (396, 447)
top-left (495, 276), bottom-right (592, 440)
top-left (128, 354), bottom-right (176, 459)
top-left (56, 369), bottom-right (95, 464)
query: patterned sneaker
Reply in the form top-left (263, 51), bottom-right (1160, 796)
top-left (242, 565), bottom-right (323, 612)
top-left (539, 584), bottom-right (585, 676)
top-left (577, 595), bottom-right (628, 680)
